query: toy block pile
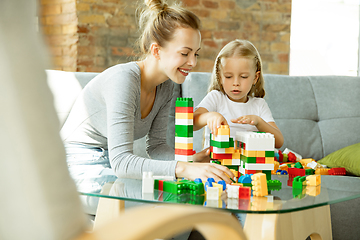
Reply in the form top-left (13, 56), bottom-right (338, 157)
top-left (175, 98), bottom-right (196, 162)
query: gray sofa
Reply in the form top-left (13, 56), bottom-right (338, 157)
top-left (47, 70), bottom-right (360, 240)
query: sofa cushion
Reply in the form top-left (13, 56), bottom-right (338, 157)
top-left (318, 142), bottom-right (360, 176)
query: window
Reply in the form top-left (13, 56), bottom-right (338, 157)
top-left (290, 0), bottom-right (360, 76)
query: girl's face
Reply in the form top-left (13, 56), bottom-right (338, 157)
top-left (220, 56), bottom-right (259, 103)
top-left (157, 27), bottom-right (201, 84)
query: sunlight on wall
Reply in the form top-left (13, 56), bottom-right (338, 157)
top-left (290, 0), bottom-right (360, 76)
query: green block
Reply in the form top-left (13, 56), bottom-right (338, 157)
top-left (229, 137), bottom-right (234, 148)
top-left (212, 160), bottom-right (221, 165)
top-left (175, 125), bottom-right (193, 137)
top-left (293, 176), bottom-right (306, 188)
top-left (294, 162), bottom-right (303, 169)
top-left (154, 179), bottom-right (159, 190)
top-left (163, 181), bottom-right (186, 195)
top-left (210, 139), bottom-right (229, 148)
top-left (263, 170), bottom-right (272, 180)
top-left (267, 179), bottom-right (282, 189)
top-left (265, 151), bottom-right (275, 157)
top-left (305, 169), bottom-right (315, 175)
top-left (176, 97), bottom-right (194, 107)
top-left (240, 155), bottom-right (256, 163)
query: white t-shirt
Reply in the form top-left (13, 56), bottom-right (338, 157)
top-left (196, 90), bottom-right (275, 149)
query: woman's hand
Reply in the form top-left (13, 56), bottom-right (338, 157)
top-left (192, 148), bottom-right (211, 163)
top-left (207, 112), bottom-right (228, 136)
top-left (175, 161), bottom-right (235, 184)
top-left (231, 115), bottom-right (260, 126)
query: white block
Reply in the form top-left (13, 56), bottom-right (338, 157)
top-left (236, 131), bottom-right (275, 151)
top-left (175, 137), bottom-right (193, 144)
top-left (283, 148), bottom-right (302, 161)
top-left (142, 172), bottom-right (154, 193)
top-left (212, 134), bottom-right (229, 142)
top-left (175, 118), bottom-right (193, 125)
top-left (232, 159), bottom-right (241, 165)
top-left (227, 185), bottom-right (240, 198)
top-left (206, 186), bottom-right (220, 200)
top-left (245, 163), bottom-right (274, 171)
top-left (175, 154), bottom-right (193, 162)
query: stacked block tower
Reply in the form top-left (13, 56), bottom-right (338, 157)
top-left (209, 126), bottom-right (275, 181)
top-left (175, 98), bottom-right (196, 162)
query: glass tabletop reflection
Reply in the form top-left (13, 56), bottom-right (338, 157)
top-left (75, 175), bottom-right (360, 214)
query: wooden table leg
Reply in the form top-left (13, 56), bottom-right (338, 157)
top-left (93, 183), bottom-right (125, 230)
top-left (244, 205), bottom-right (332, 240)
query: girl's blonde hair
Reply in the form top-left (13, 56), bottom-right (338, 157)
top-left (208, 39), bottom-right (265, 98)
top-left (136, 0), bottom-right (200, 59)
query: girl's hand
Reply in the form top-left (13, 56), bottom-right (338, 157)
top-left (175, 161), bottom-right (235, 184)
top-left (231, 115), bottom-right (260, 126)
top-left (192, 148), bottom-right (211, 163)
top-left (207, 112), bottom-right (228, 136)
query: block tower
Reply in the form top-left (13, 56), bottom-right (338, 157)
top-left (175, 98), bottom-right (196, 162)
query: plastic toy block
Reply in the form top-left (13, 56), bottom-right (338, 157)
top-left (283, 148), bottom-right (302, 161)
top-left (265, 157), bottom-right (275, 164)
top-left (163, 181), bottom-right (187, 194)
top-left (328, 167), bottom-right (346, 175)
top-left (267, 179), bottom-right (282, 191)
top-left (175, 136), bottom-right (193, 144)
top-left (287, 152), bottom-right (297, 162)
top-left (211, 152), bottom-right (233, 159)
top-left (210, 139), bottom-right (230, 148)
top-left (265, 151), bottom-right (275, 157)
top-left (282, 153), bottom-right (288, 162)
top-left (306, 175), bottom-right (321, 186)
top-left (238, 174), bottom-right (253, 184)
top-left (293, 186), bottom-right (306, 199)
top-left (227, 185), bottom-right (240, 198)
top-left (230, 169), bottom-right (239, 178)
top-left (288, 167), bottom-right (305, 177)
top-left (175, 112), bottom-right (193, 120)
top-left (175, 106), bottom-right (193, 113)
top-left (175, 118), bottom-right (193, 125)
top-left (276, 169), bottom-right (288, 175)
top-left (315, 168), bottom-right (329, 175)
top-left (256, 157), bottom-right (265, 163)
top-left (142, 172), bottom-right (154, 193)
top-left (300, 158), bottom-right (315, 166)
top-left (175, 142), bottom-right (193, 149)
top-left (212, 134), bottom-right (230, 142)
top-left (217, 125), bottom-right (230, 136)
top-left (240, 155), bottom-right (256, 163)
top-left (306, 185), bottom-right (321, 197)
top-left (243, 150), bottom-right (256, 157)
top-left (256, 151), bottom-right (265, 157)
top-left (277, 150), bottom-right (283, 162)
top-left (292, 176), bottom-right (306, 188)
top-left (307, 161), bottom-right (320, 170)
top-left (232, 150), bottom-right (240, 158)
top-left (175, 125), bottom-right (193, 137)
top-left (239, 186), bottom-right (251, 199)
top-left (271, 161), bottom-right (280, 174)
top-left (217, 180), bottom-right (226, 191)
top-left (251, 173), bottom-right (268, 197)
top-left (175, 97), bottom-right (194, 107)
top-left (294, 162), bottom-right (303, 169)
top-left (175, 148), bottom-right (196, 155)
top-left (235, 131), bottom-right (275, 151)
top-left (179, 179), bottom-right (205, 195)
top-left (206, 186), bottom-right (220, 200)
top-left (175, 154), bottom-right (193, 162)
top-left (245, 163), bottom-right (274, 171)
top-left (232, 159), bottom-right (240, 165)
top-left (211, 146), bottom-right (235, 154)
top-left (244, 169), bottom-right (256, 175)
top-left (219, 159), bottom-right (233, 165)
top-left (305, 169), bottom-right (315, 175)
top-left (211, 160), bottom-right (221, 164)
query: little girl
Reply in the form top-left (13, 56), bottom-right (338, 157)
top-left (193, 39), bottom-right (284, 149)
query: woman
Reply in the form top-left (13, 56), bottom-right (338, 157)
top-left (61, 0), bottom-right (234, 184)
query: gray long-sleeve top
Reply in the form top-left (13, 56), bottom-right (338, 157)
top-left (60, 62), bottom-right (177, 179)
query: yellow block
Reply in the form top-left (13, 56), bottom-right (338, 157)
top-left (212, 183), bottom-right (223, 194)
top-left (315, 168), bottom-right (329, 175)
top-left (243, 150), bottom-right (256, 157)
top-left (175, 112), bottom-right (193, 119)
top-left (306, 175), bottom-right (321, 186)
top-left (217, 125), bottom-right (230, 136)
top-left (306, 185), bottom-right (321, 196)
top-left (232, 150), bottom-right (240, 159)
top-left (256, 151), bottom-right (265, 157)
top-left (221, 159), bottom-right (233, 165)
top-left (175, 142), bottom-right (193, 149)
top-left (265, 157), bottom-right (275, 164)
top-left (251, 173), bottom-right (268, 197)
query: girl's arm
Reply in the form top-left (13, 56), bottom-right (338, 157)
top-left (194, 107), bottom-right (228, 135)
top-left (231, 115), bottom-right (284, 148)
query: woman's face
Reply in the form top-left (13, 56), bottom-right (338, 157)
top-left (157, 27), bottom-right (201, 84)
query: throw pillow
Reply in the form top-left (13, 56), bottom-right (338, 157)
top-left (318, 142), bottom-right (360, 176)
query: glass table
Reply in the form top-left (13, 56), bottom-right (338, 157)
top-left (76, 175), bottom-right (360, 240)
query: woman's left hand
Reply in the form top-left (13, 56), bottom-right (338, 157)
top-left (192, 147), bottom-right (211, 163)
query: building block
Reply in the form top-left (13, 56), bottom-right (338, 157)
top-left (142, 172), bottom-right (154, 193)
top-left (238, 174), bottom-right (252, 184)
top-left (306, 175), bottom-right (321, 186)
top-left (306, 185), bottom-right (321, 197)
top-left (175, 142), bottom-right (193, 149)
top-left (315, 168), bottom-right (329, 175)
top-left (328, 167), bottom-right (346, 175)
top-left (288, 167), bottom-right (305, 177)
top-left (217, 125), bottom-right (230, 136)
top-left (236, 131), bottom-right (275, 151)
top-left (175, 148), bottom-right (196, 155)
top-left (206, 186), bottom-right (220, 200)
top-left (175, 97), bottom-right (194, 107)
top-left (175, 125), bottom-right (193, 137)
top-left (251, 173), bottom-right (268, 197)
top-left (163, 181), bottom-right (186, 194)
top-left (239, 186), bottom-right (251, 199)
top-left (175, 118), bottom-right (193, 125)
top-left (175, 112), bottom-right (193, 119)
top-left (211, 152), bottom-right (233, 159)
top-left (227, 185), bottom-right (240, 198)
top-left (175, 106), bottom-right (193, 113)
top-left (293, 176), bottom-right (306, 188)
top-left (245, 163), bottom-right (274, 171)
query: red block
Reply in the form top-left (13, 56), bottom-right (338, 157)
top-left (245, 170), bottom-right (257, 175)
top-left (288, 167), bottom-right (305, 177)
top-left (256, 157), bottom-right (265, 163)
top-left (175, 106), bottom-right (193, 113)
top-left (288, 152), bottom-right (297, 162)
top-left (212, 152), bottom-right (233, 159)
top-left (239, 186), bottom-right (251, 199)
top-left (158, 180), bottom-right (164, 191)
top-left (328, 167), bottom-right (346, 175)
top-left (175, 148), bottom-right (196, 155)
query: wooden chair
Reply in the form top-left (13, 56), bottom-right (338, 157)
top-left (0, 1), bottom-right (246, 239)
